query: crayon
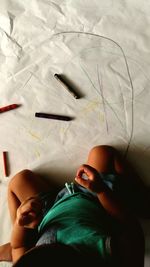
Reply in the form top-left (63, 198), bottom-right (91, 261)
top-left (54, 74), bottom-right (79, 99)
top-left (0, 104), bottom-right (20, 113)
top-left (35, 112), bottom-right (73, 121)
top-left (3, 151), bottom-right (8, 177)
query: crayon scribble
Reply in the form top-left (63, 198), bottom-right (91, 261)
top-left (28, 131), bottom-right (41, 141)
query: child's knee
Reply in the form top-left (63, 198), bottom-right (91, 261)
top-left (89, 145), bottom-right (115, 156)
top-left (16, 169), bottom-right (33, 178)
top-left (8, 169), bottom-right (33, 191)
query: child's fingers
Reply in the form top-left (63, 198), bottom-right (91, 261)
top-left (17, 213), bottom-right (35, 227)
top-left (17, 211), bottom-right (42, 229)
top-left (16, 199), bottom-right (43, 228)
top-left (19, 204), bottom-right (32, 215)
top-left (75, 176), bottom-right (90, 189)
top-left (76, 166), bottom-right (85, 178)
top-left (76, 164), bottom-right (92, 176)
top-left (17, 200), bottom-right (42, 226)
top-left (76, 164), bottom-right (97, 180)
top-left (19, 199), bottom-right (42, 215)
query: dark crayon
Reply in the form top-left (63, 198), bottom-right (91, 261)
top-left (35, 112), bottom-right (73, 121)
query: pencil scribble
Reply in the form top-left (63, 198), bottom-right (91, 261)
top-left (116, 75), bottom-right (128, 137)
top-left (80, 63), bottom-right (125, 130)
top-left (97, 64), bottom-right (109, 133)
top-left (52, 31), bottom-right (135, 158)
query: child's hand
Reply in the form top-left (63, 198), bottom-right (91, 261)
top-left (16, 197), bottom-right (43, 229)
top-left (75, 164), bottom-right (104, 193)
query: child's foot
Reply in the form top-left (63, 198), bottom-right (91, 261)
top-left (0, 243), bottom-right (12, 262)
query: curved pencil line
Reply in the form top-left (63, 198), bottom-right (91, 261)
top-left (52, 31), bottom-right (134, 157)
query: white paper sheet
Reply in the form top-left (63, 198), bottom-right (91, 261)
top-left (0, 1), bottom-right (150, 266)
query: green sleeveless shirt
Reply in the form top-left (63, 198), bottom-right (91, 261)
top-left (38, 192), bottom-right (117, 262)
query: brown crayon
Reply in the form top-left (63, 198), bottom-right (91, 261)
top-left (54, 74), bottom-right (79, 99)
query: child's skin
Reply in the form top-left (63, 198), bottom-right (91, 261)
top-left (16, 196), bottom-right (43, 228)
top-left (0, 145), bottom-right (148, 266)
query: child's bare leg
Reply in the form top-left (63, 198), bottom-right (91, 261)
top-left (0, 169), bottom-right (53, 262)
top-left (113, 149), bottom-right (150, 218)
top-left (0, 243), bottom-right (12, 262)
top-left (87, 145), bottom-right (145, 267)
top-left (87, 145), bottom-right (150, 218)
top-left (8, 169), bottom-right (51, 223)
top-left (86, 145), bottom-right (115, 173)
top-left (86, 145), bottom-right (145, 267)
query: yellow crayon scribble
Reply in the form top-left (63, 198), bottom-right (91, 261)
top-left (35, 150), bottom-right (41, 158)
top-left (81, 101), bottom-right (99, 115)
top-left (98, 112), bottom-right (105, 122)
top-left (28, 131), bottom-right (41, 141)
top-left (60, 127), bottom-right (66, 134)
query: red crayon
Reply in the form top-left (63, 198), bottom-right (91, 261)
top-left (3, 151), bottom-right (8, 177)
top-left (0, 104), bottom-right (20, 113)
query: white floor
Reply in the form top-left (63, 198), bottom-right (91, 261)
top-left (0, 1), bottom-right (150, 266)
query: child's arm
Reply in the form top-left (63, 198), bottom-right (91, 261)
top-left (75, 164), bottom-right (131, 223)
top-left (11, 197), bottom-right (43, 263)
